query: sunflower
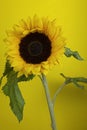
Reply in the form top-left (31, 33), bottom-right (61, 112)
top-left (6, 15), bottom-right (66, 76)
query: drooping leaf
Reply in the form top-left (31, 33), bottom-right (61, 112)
top-left (64, 47), bottom-right (84, 60)
top-left (60, 73), bottom-right (87, 89)
top-left (2, 71), bottom-right (25, 122)
top-left (0, 60), bottom-right (35, 121)
top-left (18, 74), bottom-right (35, 82)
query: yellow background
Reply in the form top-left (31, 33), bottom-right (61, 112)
top-left (0, 0), bottom-right (87, 130)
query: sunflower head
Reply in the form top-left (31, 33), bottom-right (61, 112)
top-left (6, 15), bottom-right (66, 76)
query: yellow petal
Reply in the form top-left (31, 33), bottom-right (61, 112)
top-left (19, 19), bottom-right (28, 30)
top-left (26, 16), bottom-right (32, 30)
top-left (33, 15), bottom-right (43, 30)
top-left (32, 64), bottom-right (41, 75)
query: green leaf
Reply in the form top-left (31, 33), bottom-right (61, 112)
top-left (18, 74), bottom-right (35, 82)
top-left (72, 77), bottom-right (87, 83)
top-left (0, 60), bottom-right (13, 86)
top-left (0, 60), bottom-right (35, 121)
top-left (2, 71), bottom-right (25, 122)
top-left (0, 76), bottom-right (3, 86)
top-left (3, 60), bottom-right (13, 77)
top-left (60, 73), bottom-right (87, 89)
top-left (72, 80), bottom-right (84, 89)
top-left (64, 47), bottom-right (84, 60)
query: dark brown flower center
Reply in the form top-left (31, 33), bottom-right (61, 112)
top-left (27, 40), bottom-right (43, 56)
top-left (19, 32), bottom-right (51, 64)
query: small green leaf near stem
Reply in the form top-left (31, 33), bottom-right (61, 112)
top-left (60, 73), bottom-right (87, 89)
top-left (64, 47), bottom-right (84, 60)
top-left (18, 74), bottom-right (35, 82)
top-left (52, 73), bottom-right (87, 106)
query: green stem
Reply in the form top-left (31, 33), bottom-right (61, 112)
top-left (40, 74), bottom-right (57, 130)
top-left (52, 82), bottom-right (66, 106)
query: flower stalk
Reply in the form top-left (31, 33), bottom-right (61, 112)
top-left (52, 82), bottom-right (66, 106)
top-left (40, 74), bottom-right (57, 130)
